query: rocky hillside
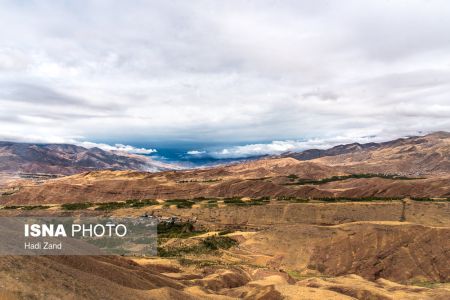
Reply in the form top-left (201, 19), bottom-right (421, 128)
top-left (3, 165), bottom-right (450, 205)
top-left (241, 222), bottom-right (450, 283)
top-left (286, 132), bottom-right (450, 175)
top-left (2, 249), bottom-right (448, 299)
top-left (2, 132), bottom-right (450, 203)
top-left (1, 134), bottom-right (450, 300)
top-left (0, 141), bottom-right (175, 175)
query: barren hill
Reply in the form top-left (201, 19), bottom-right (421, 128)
top-left (239, 222), bottom-right (450, 283)
top-left (3, 162), bottom-right (450, 204)
top-left (0, 256), bottom-right (450, 300)
top-left (1, 133), bottom-right (450, 299)
top-left (286, 132), bottom-right (450, 176)
top-left (0, 141), bottom-right (175, 175)
top-left (1, 222), bottom-right (449, 299)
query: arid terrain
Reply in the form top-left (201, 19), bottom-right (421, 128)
top-left (0, 132), bottom-right (449, 299)
top-left (0, 141), bottom-right (175, 175)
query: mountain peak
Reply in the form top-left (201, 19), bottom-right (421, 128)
top-left (424, 131), bottom-right (450, 139)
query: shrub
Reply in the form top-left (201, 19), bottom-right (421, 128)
top-left (93, 199), bottom-right (159, 211)
top-left (202, 236), bottom-right (238, 250)
top-left (276, 196), bottom-right (309, 203)
top-left (286, 173), bottom-right (421, 186)
top-left (164, 199), bottom-right (195, 209)
top-left (21, 205), bottom-right (51, 210)
top-left (287, 174), bottom-right (298, 181)
top-left (176, 201), bottom-right (195, 209)
top-left (223, 198), bottom-right (245, 205)
top-left (411, 197), bottom-right (450, 202)
top-left (247, 177), bottom-right (272, 181)
top-left (3, 205), bottom-right (23, 209)
top-left (218, 229), bottom-right (235, 235)
top-left (157, 235), bottom-right (237, 257)
top-left (315, 197), bottom-right (402, 202)
top-left (3, 205), bottom-right (52, 210)
top-left (157, 222), bottom-right (202, 238)
top-left (127, 199), bottom-right (158, 208)
top-left (178, 258), bottom-right (217, 267)
top-left (94, 201), bottom-right (129, 211)
top-left (61, 202), bottom-right (93, 210)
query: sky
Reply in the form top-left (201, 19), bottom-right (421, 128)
top-left (1, 0), bottom-right (450, 159)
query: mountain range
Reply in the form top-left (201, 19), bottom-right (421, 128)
top-left (0, 141), bottom-right (175, 175)
top-left (285, 131), bottom-right (450, 175)
top-left (2, 132), bottom-right (450, 204)
top-left (1, 132), bottom-right (450, 177)
top-left (1, 132), bottom-right (450, 299)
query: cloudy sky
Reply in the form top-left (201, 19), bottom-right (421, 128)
top-left (1, 0), bottom-right (450, 158)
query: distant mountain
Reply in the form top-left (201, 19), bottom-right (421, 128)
top-left (283, 142), bottom-right (380, 160)
top-left (3, 132), bottom-right (450, 204)
top-left (285, 132), bottom-right (450, 175)
top-left (0, 141), bottom-right (176, 175)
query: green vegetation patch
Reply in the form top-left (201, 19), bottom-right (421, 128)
top-left (202, 179), bottom-right (222, 183)
top-left (61, 202), bottom-right (93, 210)
top-left (315, 197), bottom-right (403, 202)
top-left (411, 197), bottom-right (450, 202)
top-left (202, 235), bottom-right (238, 250)
top-left (2, 205), bottom-right (23, 210)
top-left (1, 191), bottom-right (16, 196)
top-left (126, 199), bottom-right (158, 208)
top-left (287, 174), bottom-right (299, 181)
top-left (21, 205), bottom-right (51, 210)
top-left (276, 196), bottom-right (309, 203)
top-left (157, 221), bottom-right (204, 238)
top-left (407, 280), bottom-right (449, 289)
top-left (276, 196), bottom-right (409, 202)
top-left (278, 196), bottom-right (450, 202)
top-left (201, 203), bottom-right (218, 208)
top-left (3, 205), bottom-right (51, 210)
top-left (94, 201), bottom-right (130, 211)
top-left (178, 258), bottom-right (219, 267)
top-left (200, 198), bottom-right (219, 208)
top-left (163, 199), bottom-right (196, 209)
top-left (285, 173), bottom-right (422, 186)
top-left (218, 229), bottom-right (235, 235)
top-left (246, 177), bottom-right (272, 181)
top-left (158, 235), bottom-right (237, 257)
top-left (93, 199), bottom-right (158, 211)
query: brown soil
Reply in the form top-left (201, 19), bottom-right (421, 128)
top-left (2, 167), bottom-right (450, 205)
top-left (238, 222), bottom-right (450, 283)
top-left (1, 132), bottom-right (450, 299)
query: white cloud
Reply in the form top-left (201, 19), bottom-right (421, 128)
top-left (0, 132), bottom-right (157, 155)
top-left (187, 150), bottom-right (206, 155)
top-left (201, 134), bottom-right (400, 159)
top-left (0, 0), bottom-right (449, 144)
top-left (76, 142), bottom-right (157, 155)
